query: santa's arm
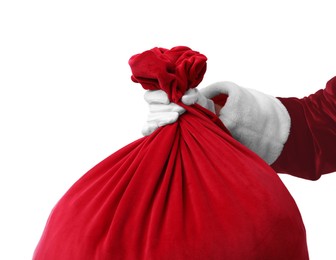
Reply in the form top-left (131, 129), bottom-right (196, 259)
top-left (142, 76), bottom-right (336, 180)
top-left (271, 76), bottom-right (336, 180)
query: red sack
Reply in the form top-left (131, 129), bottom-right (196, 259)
top-left (33, 46), bottom-right (308, 259)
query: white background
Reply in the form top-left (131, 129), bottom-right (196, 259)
top-left (0, 0), bottom-right (335, 259)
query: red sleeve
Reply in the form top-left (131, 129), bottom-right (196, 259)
top-left (271, 76), bottom-right (336, 180)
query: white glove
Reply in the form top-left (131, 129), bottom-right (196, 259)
top-left (201, 81), bottom-right (291, 164)
top-left (142, 82), bottom-right (291, 165)
top-left (142, 89), bottom-right (215, 136)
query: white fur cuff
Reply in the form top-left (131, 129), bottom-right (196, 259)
top-left (218, 87), bottom-right (291, 164)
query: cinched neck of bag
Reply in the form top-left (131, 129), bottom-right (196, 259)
top-left (128, 46), bottom-right (207, 103)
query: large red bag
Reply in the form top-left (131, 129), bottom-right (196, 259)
top-left (33, 46), bottom-right (309, 259)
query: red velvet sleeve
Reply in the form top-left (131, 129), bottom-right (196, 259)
top-left (271, 76), bottom-right (336, 180)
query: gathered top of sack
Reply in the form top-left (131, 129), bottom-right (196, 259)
top-left (129, 46), bottom-right (207, 102)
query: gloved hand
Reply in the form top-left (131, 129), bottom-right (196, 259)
top-left (201, 82), bottom-right (290, 164)
top-left (142, 88), bottom-right (215, 136)
top-left (143, 82), bottom-right (291, 164)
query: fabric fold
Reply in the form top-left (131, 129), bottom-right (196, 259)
top-left (34, 46), bottom-right (309, 260)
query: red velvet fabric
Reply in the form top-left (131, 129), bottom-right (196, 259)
top-left (33, 47), bottom-right (308, 259)
top-left (272, 76), bottom-right (336, 180)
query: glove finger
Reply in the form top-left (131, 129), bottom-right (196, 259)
top-left (181, 88), bottom-right (199, 105)
top-left (200, 81), bottom-right (238, 99)
top-left (149, 103), bottom-right (185, 115)
top-left (182, 88), bottom-right (215, 113)
top-left (195, 93), bottom-right (215, 113)
top-left (144, 90), bottom-right (170, 104)
top-left (142, 121), bottom-right (158, 136)
top-left (142, 112), bottom-right (179, 136)
top-left (147, 112), bottom-right (179, 126)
